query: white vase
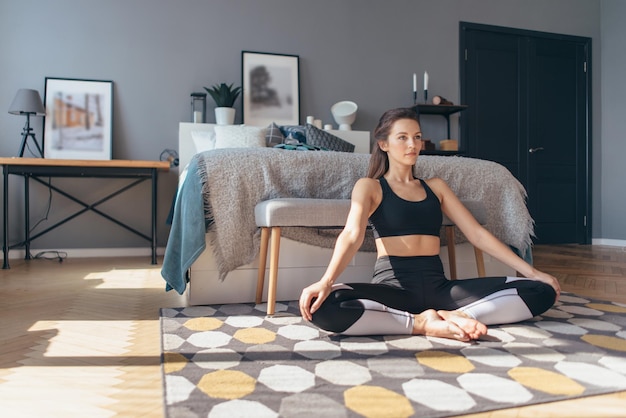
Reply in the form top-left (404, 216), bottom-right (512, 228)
top-left (215, 107), bottom-right (236, 125)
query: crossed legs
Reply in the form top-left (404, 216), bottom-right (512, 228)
top-left (310, 283), bottom-right (489, 341)
top-left (309, 277), bottom-right (554, 341)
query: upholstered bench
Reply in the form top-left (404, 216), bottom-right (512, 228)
top-left (255, 197), bottom-right (488, 315)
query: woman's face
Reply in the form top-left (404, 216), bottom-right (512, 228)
top-left (379, 118), bottom-right (422, 164)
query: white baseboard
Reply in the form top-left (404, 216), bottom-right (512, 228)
top-left (591, 239), bottom-right (626, 248)
top-left (8, 247), bottom-right (167, 260)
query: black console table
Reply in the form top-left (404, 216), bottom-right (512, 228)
top-left (414, 104), bottom-right (468, 138)
top-left (1, 158), bottom-right (169, 269)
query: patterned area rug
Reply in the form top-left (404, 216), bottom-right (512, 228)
top-left (160, 293), bottom-right (626, 418)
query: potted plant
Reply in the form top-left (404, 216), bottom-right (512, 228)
top-left (204, 83), bottom-right (242, 125)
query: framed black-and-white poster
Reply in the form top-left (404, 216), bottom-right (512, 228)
top-left (43, 77), bottom-right (113, 160)
top-left (242, 51), bottom-right (300, 126)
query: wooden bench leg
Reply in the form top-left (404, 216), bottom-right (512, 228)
top-left (256, 227), bottom-right (270, 304)
top-left (267, 226), bottom-right (281, 316)
top-left (446, 225), bottom-right (457, 280)
top-left (474, 247), bottom-right (486, 277)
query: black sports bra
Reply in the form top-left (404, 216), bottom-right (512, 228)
top-left (368, 177), bottom-right (442, 239)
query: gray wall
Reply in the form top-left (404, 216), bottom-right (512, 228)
top-left (600, 0), bottom-right (626, 240)
top-left (0, 0), bottom-right (618, 253)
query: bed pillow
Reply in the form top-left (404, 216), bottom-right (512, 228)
top-left (191, 130), bottom-right (217, 153)
top-left (279, 125), bottom-right (307, 143)
top-left (214, 125), bottom-right (267, 149)
top-left (305, 124), bottom-right (355, 153)
top-left (266, 122), bottom-right (285, 146)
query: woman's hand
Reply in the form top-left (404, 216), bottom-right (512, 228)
top-left (299, 280), bottom-right (332, 321)
top-left (529, 269), bottom-right (561, 301)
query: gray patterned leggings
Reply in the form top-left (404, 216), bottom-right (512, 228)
top-left (310, 255), bottom-right (556, 335)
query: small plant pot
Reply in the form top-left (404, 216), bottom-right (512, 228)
top-left (215, 107), bottom-right (236, 125)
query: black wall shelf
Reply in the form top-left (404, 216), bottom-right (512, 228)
top-left (412, 104), bottom-right (468, 155)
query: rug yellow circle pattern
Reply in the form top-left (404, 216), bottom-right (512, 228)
top-left (416, 350), bottom-right (475, 373)
top-left (184, 317), bottom-right (223, 331)
top-left (344, 385), bottom-right (414, 418)
top-left (581, 334), bottom-right (626, 352)
top-left (163, 352), bottom-right (188, 374)
top-left (233, 327), bottom-right (276, 344)
top-left (197, 370), bottom-right (256, 400)
top-left (507, 366), bottom-right (585, 395)
top-left (586, 303), bottom-right (626, 313)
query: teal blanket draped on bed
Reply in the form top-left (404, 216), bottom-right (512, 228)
top-left (161, 158), bottom-right (207, 294)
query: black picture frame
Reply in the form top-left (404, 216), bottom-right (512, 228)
top-left (43, 77), bottom-right (113, 160)
top-left (241, 51), bottom-right (300, 126)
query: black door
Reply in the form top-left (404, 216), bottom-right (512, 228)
top-left (460, 22), bottom-right (591, 244)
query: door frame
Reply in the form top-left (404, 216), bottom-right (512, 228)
top-left (459, 21), bottom-right (592, 244)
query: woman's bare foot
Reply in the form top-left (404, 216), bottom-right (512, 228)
top-left (437, 310), bottom-right (488, 340)
top-left (413, 309), bottom-right (471, 341)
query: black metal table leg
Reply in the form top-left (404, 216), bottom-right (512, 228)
top-left (24, 175), bottom-right (31, 259)
top-left (151, 168), bottom-right (158, 265)
top-left (3, 165), bottom-right (9, 269)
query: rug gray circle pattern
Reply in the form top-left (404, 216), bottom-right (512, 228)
top-left (160, 293), bottom-right (626, 417)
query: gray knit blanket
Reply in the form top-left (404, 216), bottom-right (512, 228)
top-left (194, 147), bottom-right (533, 281)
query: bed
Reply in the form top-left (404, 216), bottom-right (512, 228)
top-left (162, 122), bottom-right (529, 306)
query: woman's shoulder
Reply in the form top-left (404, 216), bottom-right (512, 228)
top-left (356, 177), bottom-right (380, 184)
top-left (355, 177), bottom-right (380, 188)
top-left (352, 177), bottom-right (383, 211)
top-left (353, 177), bottom-right (382, 199)
top-left (423, 177), bottom-right (447, 188)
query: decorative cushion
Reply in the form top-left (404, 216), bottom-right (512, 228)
top-left (274, 143), bottom-right (327, 151)
top-left (191, 130), bottom-right (216, 153)
top-left (266, 122), bottom-right (285, 146)
top-left (214, 125), bottom-right (267, 149)
top-left (279, 125), bottom-right (307, 143)
top-left (305, 124), bottom-right (355, 153)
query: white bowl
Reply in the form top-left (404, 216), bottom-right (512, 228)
top-left (331, 101), bottom-right (358, 130)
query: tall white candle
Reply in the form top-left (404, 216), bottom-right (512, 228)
top-left (413, 73), bottom-right (417, 92)
top-left (424, 71), bottom-right (429, 91)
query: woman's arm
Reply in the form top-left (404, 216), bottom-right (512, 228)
top-left (430, 178), bottom-right (561, 298)
top-left (299, 178), bottom-right (378, 320)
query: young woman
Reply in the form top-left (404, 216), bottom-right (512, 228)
top-left (299, 107), bottom-right (559, 341)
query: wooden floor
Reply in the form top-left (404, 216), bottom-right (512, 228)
top-left (1, 245), bottom-right (625, 417)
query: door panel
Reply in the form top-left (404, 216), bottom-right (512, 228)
top-left (533, 165), bottom-right (577, 229)
top-left (461, 23), bottom-right (590, 244)
top-left (466, 31), bottom-right (522, 178)
top-left (527, 38), bottom-right (582, 244)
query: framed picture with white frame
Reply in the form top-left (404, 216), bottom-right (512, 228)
top-left (43, 77), bottom-right (113, 160)
top-left (241, 51), bottom-right (300, 126)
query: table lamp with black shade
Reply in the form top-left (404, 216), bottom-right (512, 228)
top-left (8, 88), bottom-right (46, 158)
